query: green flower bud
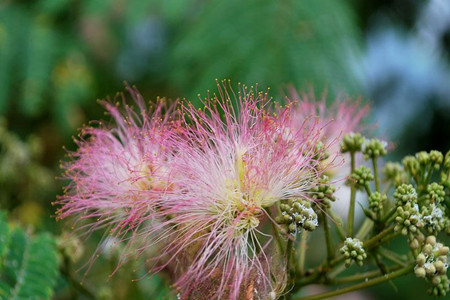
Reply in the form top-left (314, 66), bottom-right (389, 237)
top-left (444, 150), bottom-right (450, 169)
top-left (340, 238), bottom-right (367, 268)
top-left (393, 184), bottom-right (417, 205)
top-left (416, 151), bottom-right (430, 166)
top-left (368, 192), bottom-right (386, 214)
top-left (426, 183), bottom-right (445, 204)
top-left (403, 155), bottom-right (420, 177)
top-left (422, 204), bottom-right (445, 234)
top-left (415, 236), bottom-right (450, 296)
top-left (415, 267), bottom-right (426, 278)
top-left (349, 166), bottom-right (374, 188)
top-left (310, 175), bottom-right (336, 208)
top-left (428, 275), bottom-right (449, 296)
top-left (438, 246), bottom-right (449, 256)
top-left (417, 253), bottom-right (426, 265)
top-left (425, 235), bottom-right (437, 246)
top-left (429, 150), bottom-right (444, 169)
top-left (426, 264), bottom-right (437, 276)
top-left (409, 238), bottom-right (420, 250)
top-left (434, 261), bottom-right (445, 273)
top-left (340, 132), bottom-right (364, 153)
top-left (431, 275), bottom-right (442, 286)
top-left (362, 138), bottom-right (388, 160)
top-left (394, 202), bottom-right (422, 235)
top-left (276, 199), bottom-right (318, 236)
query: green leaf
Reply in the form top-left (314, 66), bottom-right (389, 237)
top-left (0, 211), bottom-right (10, 266)
top-left (0, 212), bottom-right (59, 300)
top-left (170, 0), bottom-right (362, 102)
top-left (20, 17), bottom-right (57, 116)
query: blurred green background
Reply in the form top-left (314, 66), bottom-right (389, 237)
top-left (1, 0), bottom-right (450, 299)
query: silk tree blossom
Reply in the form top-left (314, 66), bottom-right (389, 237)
top-left (286, 89), bottom-right (370, 218)
top-left (55, 85), bottom-right (178, 262)
top-left (156, 81), bottom-right (336, 299)
top-left (287, 89), bottom-right (369, 164)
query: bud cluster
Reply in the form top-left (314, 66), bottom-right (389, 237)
top-left (402, 155), bottom-right (420, 178)
top-left (368, 192), bottom-right (386, 214)
top-left (276, 199), bottom-right (318, 236)
top-left (426, 183), bottom-right (445, 205)
top-left (393, 184), bottom-right (417, 206)
top-left (429, 151), bottom-right (444, 169)
top-left (310, 175), bottom-right (336, 208)
top-left (444, 150), bottom-right (450, 169)
top-left (340, 238), bottom-right (367, 267)
top-left (422, 204), bottom-right (446, 235)
top-left (403, 150), bottom-right (444, 181)
top-left (362, 138), bottom-right (387, 160)
top-left (340, 132), bottom-right (364, 153)
top-left (414, 236), bottom-right (449, 297)
top-left (394, 202), bottom-right (422, 236)
top-left (349, 166), bottom-right (373, 189)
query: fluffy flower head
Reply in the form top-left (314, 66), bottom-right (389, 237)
top-left (162, 80), bottom-right (333, 299)
top-left (56, 85), bottom-right (177, 254)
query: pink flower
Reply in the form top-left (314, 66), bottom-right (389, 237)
top-left (159, 81), bottom-right (332, 299)
top-left (287, 89), bottom-right (369, 163)
top-left (287, 89), bottom-right (370, 218)
top-left (56, 81), bottom-right (339, 299)
top-left (56, 85), bottom-right (177, 260)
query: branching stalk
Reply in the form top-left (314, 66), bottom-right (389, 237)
top-left (372, 158), bottom-right (380, 193)
top-left (347, 151), bottom-right (356, 237)
top-left (293, 264), bottom-right (414, 300)
top-left (328, 210), bottom-right (346, 241)
top-left (299, 231), bottom-right (308, 277)
top-left (364, 226), bottom-right (395, 249)
top-left (266, 208), bottom-right (284, 252)
top-left (330, 264), bottom-right (404, 284)
top-left (321, 212), bottom-right (335, 264)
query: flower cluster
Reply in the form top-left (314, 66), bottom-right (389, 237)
top-left (414, 236), bottom-right (450, 296)
top-left (57, 81), bottom-right (368, 299)
top-left (340, 237), bottom-right (367, 267)
top-left (56, 81), bottom-right (450, 299)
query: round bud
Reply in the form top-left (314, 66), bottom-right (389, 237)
top-left (415, 267), bottom-right (426, 278)
top-left (417, 253), bottom-right (426, 265)
top-left (426, 235), bottom-right (437, 245)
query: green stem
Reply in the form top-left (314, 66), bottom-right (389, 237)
top-left (355, 218), bottom-right (374, 240)
top-left (286, 238), bottom-right (294, 273)
top-left (364, 226), bottom-right (395, 249)
top-left (347, 151), bottom-right (356, 237)
top-left (423, 165), bottom-right (433, 187)
top-left (298, 231), bottom-right (308, 277)
top-left (330, 264), bottom-right (404, 284)
top-left (378, 247), bottom-right (408, 267)
top-left (292, 264), bottom-right (414, 300)
top-left (372, 158), bottom-right (380, 193)
top-left (321, 213), bottom-right (335, 264)
top-left (266, 208), bottom-right (284, 253)
top-left (373, 253), bottom-right (389, 275)
top-left (380, 206), bottom-right (397, 224)
top-left (364, 183), bottom-right (372, 196)
top-left (328, 210), bottom-right (346, 241)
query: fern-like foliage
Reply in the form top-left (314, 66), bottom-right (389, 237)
top-left (0, 211), bottom-right (59, 300)
top-left (169, 0), bottom-right (361, 101)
